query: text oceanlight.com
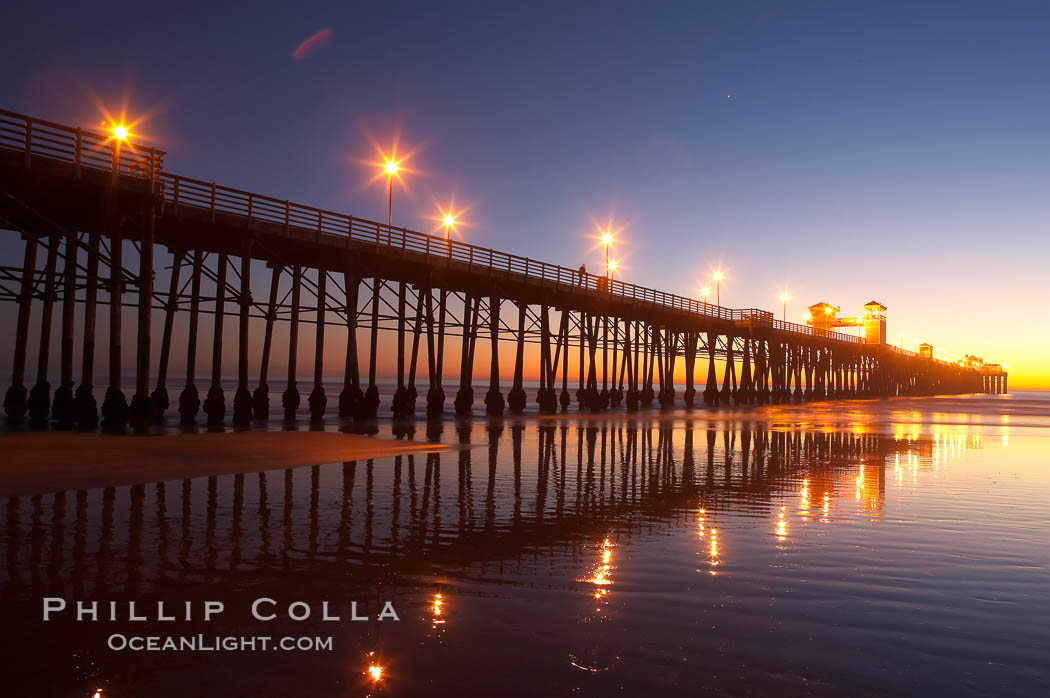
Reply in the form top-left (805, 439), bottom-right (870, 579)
top-left (106, 634), bottom-right (334, 652)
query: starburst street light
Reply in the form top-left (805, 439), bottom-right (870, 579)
top-left (700, 286), bottom-right (710, 304)
top-left (780, 292), bottom-right (791, 322)
top-left (712, 271), bottom-right (724, 306)
top-left (112, 124), bottom-right (128, 140)
top-left (382, 158), bottom-right (402, 227)
top-left (433, 201), bottom-right (470, 245)
top-left (608, 259), bottom-right (618, 281)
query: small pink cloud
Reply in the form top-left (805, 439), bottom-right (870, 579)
top-left (292, 29), bottom-right (334, 61)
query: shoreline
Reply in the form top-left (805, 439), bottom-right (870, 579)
top-left (0, 430), bottom-right (448, 497)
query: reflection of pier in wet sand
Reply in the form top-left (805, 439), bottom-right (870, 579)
top-left (1, 420), bottom-right (911, 597)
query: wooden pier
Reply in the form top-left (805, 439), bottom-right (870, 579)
top-left (0, 109), bottom-right (995, 430)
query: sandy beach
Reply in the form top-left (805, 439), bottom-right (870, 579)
top-left (0, 430), bottom-right (448, 496)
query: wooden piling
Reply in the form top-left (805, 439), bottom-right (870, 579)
top-left (308, 268), bottom-right (326, 421)
top-left (282, 265), bottom-right (302, 421)
top-left (203, 253), bottom-right (227, 425)
top-left (253, 264), bottom-right (281, 420)
top-left (233, 247), bottom-right (253, 425)
top-left (178, 250), bottom-right (203, 423)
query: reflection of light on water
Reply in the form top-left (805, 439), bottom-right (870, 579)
top-left (800, 478), bottom-right (810, 513)
top-left (92, 691), bottom-right (102, 698)
top-left (432, 593), bottom-right (446, 628)
top-left (709, 528), bottom-right (720, 573)
top-left (581, 538), bottom-right (614, 604)
top-left (821, 493), bottom-right (830, 522)
top-left (365, 650), bottom-right (384, 684)
top-left (775, 506), bottom-right (787, 541)
top-left (697, 507), bottom-right (706, 539)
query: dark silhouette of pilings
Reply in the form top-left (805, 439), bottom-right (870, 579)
top-left (4, 234), bottom-right (38, 422)
top-left (253, 264), bottom-right (281, 420)
top-left (52, 232), bottom-right (77, 426)
top-left (233, 245), bottom-right (253, 425)
top-left (282, 265), bottom-right (302, 422)
top-left (0, 231), bottom-right (992, 429)
top-left (339, 268), bottom-right (364, 418)
top-left (74, 232), bottom-right (99, 428)
top-left (308, 268), bottom-right (327, 422)
top-left (484, 295), bottom-right (505, 415)
top-left (363, 277), bottom-right (381, 419)
top-left (129, 208), bottom-right (155, 431)
top-left (178, 250), bottom-right (202, 424)
top-left (202, 253), bottom-right (227, 426)
top-left (151, 250), bottom-right (183, 422)
top-left (28, 231), bottom-right (58, 424)
top-left (0, 110), bottom-right (993, 428)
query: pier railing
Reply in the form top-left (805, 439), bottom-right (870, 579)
top-left (0, 110), bottom-right (164, 181)
top-left (0, 109), bottom-right (869, 345)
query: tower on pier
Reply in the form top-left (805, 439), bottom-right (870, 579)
top-left (863, 301), bottom-right (887, 345)
top-left (805, 300), bottom-right (887, 344)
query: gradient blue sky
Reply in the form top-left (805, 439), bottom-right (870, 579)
top-left (4, 0), bottom-right (1049, 385)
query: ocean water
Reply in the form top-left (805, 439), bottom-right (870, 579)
top-left (1, 391), bottom-right (1048, 696)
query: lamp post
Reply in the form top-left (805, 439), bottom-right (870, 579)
top-left (601, 232), bottom-right (613, 279)
top-left (110, 123), bottom-right (129, 174)
top-left (384, 160), bottom-right (399, 228)
top-left (780, 292), bottom-right (790, 323)
top-left (713, 271), bottom-right (723, 306)
top-left (443, 214), bottom-right (455, 240)
top-left (608, 260), bottom-right (617, 282)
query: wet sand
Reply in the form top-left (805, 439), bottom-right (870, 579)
top-left (0, 430), bottom-right (447, 496)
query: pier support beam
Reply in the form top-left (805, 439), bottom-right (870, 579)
top-left (151, 250), bottom-right (183, 422)
top-left (308, 268), bottom-right (327, 422)
top-left (28, 232), bottom-right (58, 424)
top-left (233, 247), bottom-right (253, 425)
top-left (703, 332), bottom-right (718, 406)
top-left (129, 209), bottom-right (155, 431)
top-left (392, 282), bottom-right (409, 417)
top-left (178, 250), bottom-right (203, 423)
top-left (508, 302), bottom-right (527, 413)
top-left (52, 233), bottom-right (78, 427)
top-left (425, 288), bottom-right (447, 418)
top-left (739, 338), bottom-right (753, 405)
top-left (683, 332), bottom-right (697, 408)
top-left (4, 235), bottom-right (38, 422)
top-left (253, 264), bottom-right (281, 420)
top-left (720, 335), bottom-right (735, 405)
top-left (203, 253), bottom-right (227, 426)
top-left (558, 310), bottom-right (571, 411)
top-left (75, 232), bottom-right (100, 427)
top-left (484, 296), bottom-right (505, 415)
top-left (455, 295), bottom-right (479, 415)
top-left (101, 227), bottom-right (128, 430)
top-left (405, 285), bottom-right (424, 417)
top-left (363, 277), bottom-right (381, 419)
top-left (339, 269), bottom-right (364, 418)
top-left (282, 265), bottom-right (302, 422)
top-left (624, 321), bottom-right (638, 411)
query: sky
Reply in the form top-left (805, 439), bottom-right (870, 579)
top-left (2, 0), bottom-right (1049, 387)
